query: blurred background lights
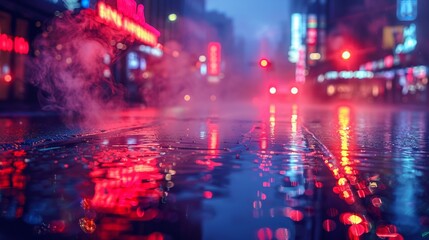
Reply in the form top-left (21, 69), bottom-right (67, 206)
top-left (4, 74), bottom-right (12, 83)
top-left (199, 55), bottom-right (207, 62)
top-left (341, 50), bottom-right (351, 60)
top-left (291, 87), bottom-right (299, 95)
top-left (168, 13), bottom-right (178, 22)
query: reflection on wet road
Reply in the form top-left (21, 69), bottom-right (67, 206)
top-left (1, 103), bottom-right (429, 239)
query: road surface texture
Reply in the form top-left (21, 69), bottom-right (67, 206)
top-left (1, 102), bottom-right (428, 240)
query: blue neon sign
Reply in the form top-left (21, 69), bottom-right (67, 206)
top-left (397, 0), bottom-right (417, 21)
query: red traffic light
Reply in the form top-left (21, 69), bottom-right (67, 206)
top-left (259, 58), bottom-right (270, 68)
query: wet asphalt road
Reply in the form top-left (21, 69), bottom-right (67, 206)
top-left (1, 102), bottom-right (429, 240)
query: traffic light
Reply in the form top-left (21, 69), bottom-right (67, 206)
top-left (259, 58), bottom-right (272, 69)
top-left (341, 50), bottom-right (351, 60)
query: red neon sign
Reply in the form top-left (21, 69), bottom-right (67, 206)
top-left (117, 0), bottom-right (145, 25)
top-left (207, 42), bottom-right (221, 76)
top-left (307, 28), bottom-right (317, 45)
top-left (97, 1), bottom-right (159, 46)
top-left (0, 34), bottom-right (29, 54)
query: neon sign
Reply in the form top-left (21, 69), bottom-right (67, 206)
top-left (117, 0), bottom-right (145, 25)
top-left (97, 1), bottom-right (159, 46)
top-left (207, 42), bottom-right (221, 76)
top-left (0, 34), bottom-right (29, 54)
top-left (307, 14), bottom-right (318, 65)
top-left (296, 47), bottom-right (306, 83)
top-left (289, 13), bottom-right (304, 63)
top-left (397, 0), bottom-right (417, 21)
top-left (395, 23), bottom-right (416, 54)
top-left (307, 15), bottom-right (317, 45)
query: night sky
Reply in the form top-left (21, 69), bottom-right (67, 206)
top-left (206, 0), bottom-right (290, 58)
top-left (206, 1), bottom-right (290, 40)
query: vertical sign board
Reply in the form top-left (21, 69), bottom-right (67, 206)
top-left (289, 13), bottom-right (303, 63)
top-left (306, 14), bottom-right (318, 65)
top-left (296, 47), bottom-right (306, 83)
top-left (207, 42), bottom-right (221, 77)
top-left (397, 0), bottom-right (417, 21)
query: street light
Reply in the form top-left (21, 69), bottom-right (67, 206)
top-left (341, 50), bottom-right (351, 60)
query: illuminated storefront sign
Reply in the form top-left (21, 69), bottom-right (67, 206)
top-left (317, 71), bottom-right (374, 82)
top-left (289, 13), bottom-right (305, 63)
top-left (397, 0), bottom-right (417, 21)
top-left (0, 34), bottom-right (29, 54)
top-left (395, 23), bottom-right (416, 54)
top-left (307, 15), bottom-right (317, 45)
top-left (97, 0), bottom-right (159, 46)
top-left (207, 42), bottom-right (221, 76)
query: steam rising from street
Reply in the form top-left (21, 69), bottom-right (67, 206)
top-left (30, 10), bottom-right (131, 126)
top-left (29, 8), bottom-right (251, 128)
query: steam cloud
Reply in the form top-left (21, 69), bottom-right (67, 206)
top-left (30, 9), bottom-right (132, 126)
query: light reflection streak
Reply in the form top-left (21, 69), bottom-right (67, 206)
top-left (85, 132), bottom-right (170, 237)
top-left (196, 121), bottom-right (222, 170)
top-left (319, 106), bottom-right (372, 237)
top-left (0, 119), bottom-right (29, 221)
top-left (208, 121), bottom-right (219, 155)
top-left (269, 104), bottom-right (276, 138)
top-left (291, 104), bottom-right (298, 134)
top-left (392, 112), bottom-right (420, 228)
top-left (0, 150), bottom-right (27, 219)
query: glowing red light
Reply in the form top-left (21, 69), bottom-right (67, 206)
top-left (79, 217), bottom-right (96, 234)
top-left (147, 232), bottom-right (164, 240)
top-left (4, 74), bottom-right (12, 83)
top-left (14, 37), bottom-right (29, 54)
top-left (371, 197), bottom-right (382, 207)
top-left (323, 219), bottom-right (336, 232)
top-left (376, 225), bottom-right (399, 238)
top-left (288, 210), bottom-right (304, 222)
top-left (259, 58), bottom-right (269, 68)
top-left (384, 55), bottom-right (394, 68)
top-left (207, 42), bottom-right (221, 76)
top-left (0, 34), bottom-right (13, 52)
top-left (348, 224), bottom-right (365, 237)
top-left (275, 228), bottom-right (289, 239)
top-left (315, 181), bottom-right (323, 188)
top-left (203, 191), bottom-right (213, 199)
top-left (0, 34), bottom-right (28, 54)
top-left (307, 28), bottom-right (317, 45)
top-left (257, 228), bottom-right (273, 240)
top-left (269, 86), bottom-right (277, 95)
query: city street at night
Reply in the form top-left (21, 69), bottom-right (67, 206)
top-left (1, 102), bottom-right (429, 239)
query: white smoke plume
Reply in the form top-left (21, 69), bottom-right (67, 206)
top-left (30, 9), bottom-right (132, 126)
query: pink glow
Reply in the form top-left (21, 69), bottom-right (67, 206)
top-left (207, 42), bottom-right (221, 76)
